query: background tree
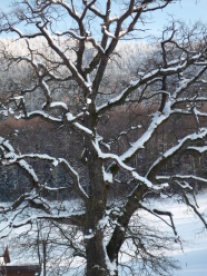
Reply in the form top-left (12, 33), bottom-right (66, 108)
top-left (0, 1), bottom-right (207, 275)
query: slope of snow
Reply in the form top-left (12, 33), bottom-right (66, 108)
top-left (173, 196), bottom-right (207, 276)
top-left (61, 191), bottom-right (207, 275)
top-left (139, 192), bottom-right (207, 275)
top-left (1, 192), bottom-right (207, 275)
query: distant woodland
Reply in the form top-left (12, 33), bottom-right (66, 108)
top-left (1, 39), bottom-right (207, 201)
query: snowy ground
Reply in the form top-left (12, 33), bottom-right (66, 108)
top-left (169, 194), bottom-right (207, 276)
top-left (62, 191), bottom-right (207, 275)
top-left (1, 192), bottom-right (207, 275)
top-left (141, 192), bottom-right (207, 276)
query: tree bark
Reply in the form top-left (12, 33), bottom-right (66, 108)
top-left (85, 142), bottom-right (116, 275)
top-left (86, 234), bottom-right (117, 276)
top-left (107, 186), bottom-right (146, 265)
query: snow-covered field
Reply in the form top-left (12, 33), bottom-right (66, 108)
top-left (169, 194), bottom-right (207, 276)
top-left (140, 192), bottom-right (207, 276)
top-left (55, 191), bottom-right (207, 275)
top-left (1, 192), bottom-right (207, 275)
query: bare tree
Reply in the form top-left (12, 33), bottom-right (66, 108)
top-left (1, 1), bottom-right (207, 275)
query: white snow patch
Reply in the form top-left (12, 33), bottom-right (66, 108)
top-left (50, 101), bottom-right (68, 110)
top-left (102, 166), bottom-right (113, 184)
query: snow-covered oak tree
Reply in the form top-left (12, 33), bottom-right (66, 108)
top-left (1, 0), bottom-right (207, 275)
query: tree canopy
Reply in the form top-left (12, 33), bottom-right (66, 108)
top-left (0, 1), bottom-right (207, 275)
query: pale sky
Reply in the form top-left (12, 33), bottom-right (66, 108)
top-left (0, 0), bottom-right (206, 38)
top-left (149, 0), bottom-right (207, 33)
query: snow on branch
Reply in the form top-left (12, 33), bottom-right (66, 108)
top-left (156, 175), bottom-right (207, 185)
top-left (0, 136), bottom-right (40, 189)
top-left (17, 110), bottom-right (93, 137)
top-left (36, 23), bottom-right (92, 94)
top-left (92, 135), bottom-right (169, 191)
top-left (66, 112), bottom-right (93, 136)
top-left (115, 68), bottom-right (207, 165)
top-left (19, 110), bottom-right (63, 122)
top-left (0, 136), bottom-right (88, 199)
top-left (96, 53), bottom-right (204, 113)
top-left (187, 146), bottom-right (207, 153)
top-left (0, 213), bottom-right (85, 236)
top-left (120, 110), bottom-right (169, 162)
top-left (21, 154), bottom-right (88, 199)
top-left (50, 101), bottom-right (68, 110)
top-left (147, 128), bottom-right (207, 180)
